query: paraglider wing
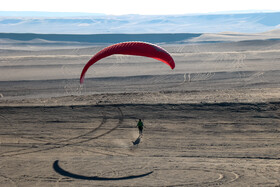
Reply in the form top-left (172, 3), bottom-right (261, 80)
top-left (80, 42), bottom-right (175, 83)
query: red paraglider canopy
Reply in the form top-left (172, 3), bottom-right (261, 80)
top-left (80, 41), bottom-right (175, 83)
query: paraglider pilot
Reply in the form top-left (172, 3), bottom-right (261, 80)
top-left (137, 119), bottom-right (144, 136)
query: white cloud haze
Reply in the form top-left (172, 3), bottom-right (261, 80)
top-left (1, 0), bottom-right (280, 15)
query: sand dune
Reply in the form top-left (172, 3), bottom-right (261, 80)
top-left (0, 33), bottom-right (280, 186)
top-left (189, 29), bottom-right (280, 42)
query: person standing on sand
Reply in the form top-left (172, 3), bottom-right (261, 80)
top-left (137, 119), bottom-right (144, 136)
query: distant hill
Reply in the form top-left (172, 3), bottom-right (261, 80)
top-left (1, 30), bottom-right (280, 46)
top-left (0, 12), bottom-right (280, 34)
top-left (0, 33), bottom-right (201, 44)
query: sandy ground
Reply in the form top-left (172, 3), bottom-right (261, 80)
top-left (0, 38), bottom-right (280, 186)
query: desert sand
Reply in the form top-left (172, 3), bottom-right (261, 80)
top-left (0, 33), bottom-right (280, 186)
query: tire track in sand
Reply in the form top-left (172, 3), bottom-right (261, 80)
top-left (0, 106), bottom-right (123, 157)
top-left (152, 168), bottom-right (239, 187)
top-left (0, 174), bottom-right (17, 187)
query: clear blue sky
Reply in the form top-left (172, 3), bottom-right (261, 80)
top-left (1, 0), bottom-right (280, 15)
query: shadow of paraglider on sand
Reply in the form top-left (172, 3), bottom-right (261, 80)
top-left (53, 160), bottom-right (153, 181)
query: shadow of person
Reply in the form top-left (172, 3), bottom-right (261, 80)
top-left (53, 160), bottom-right (153, 181)
top-left (132, 135), bottom-right (142, 145)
